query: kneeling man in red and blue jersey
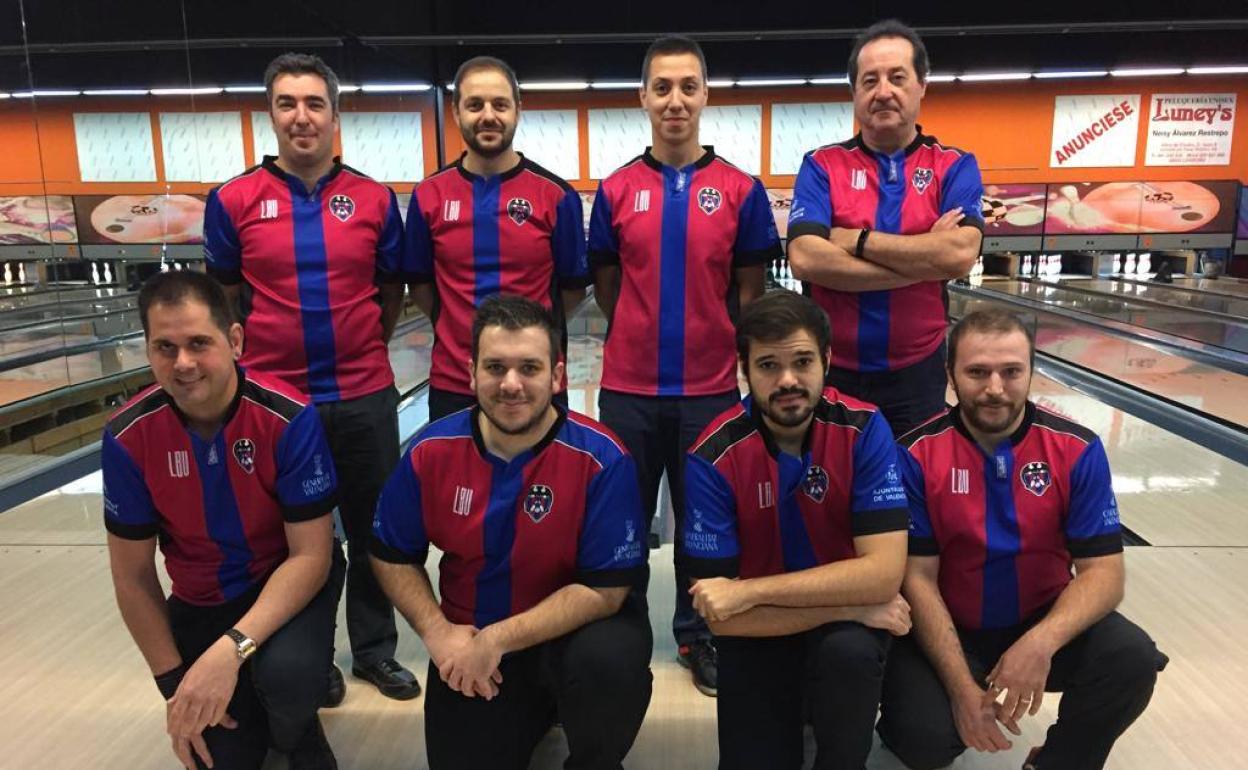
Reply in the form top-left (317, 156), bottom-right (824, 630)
top-left (370, 294), bottom-right (652, 770)
top-left (877, 310), bottom-right (1163, 770)
top-left (103, 271), bottom-right (342, 770)
top-left (682, 292), bottom-right (912, 770)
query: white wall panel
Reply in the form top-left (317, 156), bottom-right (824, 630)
top-left (700, 105), bottom-right (762, 175)
top-left (340, 112), bottom-right (424, 181)
top-left (769, 102), bottom-right (854, 175)
top-left (159, 112), bottom-right (245, 182)
top-left (588, 108), bottom-right (649, 179)
top-left (514, 110), bottom-right (580, 180)
top-left (73, 112), bottom-right (156, 182)
top-left (250, 111), bottom-right (279, 163)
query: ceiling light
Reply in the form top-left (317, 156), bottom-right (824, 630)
top-left (82, 89), bottom-right (149, 96)
top-left (735, 78), bottom-right (808, 87)
top-left (360, 83), bottom-right (433, 93)
top-left (1186, 65), bottom-right (1248, 75)
top-left (957, 72), bottom-right (1032, 82)
top-left (10, 90), bottom-right (81, 98)
top-left (224, 85), bottom-right (267, 94)
top-left (809, 76), bottom-right (850, 85)
top-left (707, 79), bottom-right (736, 88)
top-left (519, 81), bottom-right (589, 91)
top-left (150, 87), bottom-right (223, 95)
top-left (591, 81), bottom-right (641, 90)
top-left (1033, 70), bottom-right (1108, 79)
top-left (1110, 68), bottom-right (1184, 77)
top-left (926, 74), bottom-right (957, 83)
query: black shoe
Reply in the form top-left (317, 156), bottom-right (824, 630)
top-left (289, 717), bottom-right (337, 770)
top-left (352, 658), bottom-right (422, 700)
top-left (677, 639), bottom-right (718, 697)
top-left (323, 663), bottom-right (345, 708)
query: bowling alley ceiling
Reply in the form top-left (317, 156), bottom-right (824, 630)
top-left (3, 1), bottom-right (1248, 91)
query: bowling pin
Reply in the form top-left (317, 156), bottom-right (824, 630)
top-left (1138, 253), bottom-right (1151, 275)
top-left (103, 263), bottom-right (113, 284)
top-left (1113, 253), bottom-right (1122, 274)
top-left (1051, 254), bottom-right (1062, 277)
top-left (160, 259), bottom-right (170, 272)
top-left (1124, 253), bottom-right (1137, 274)
top-left (18, 264), bottom-right (26, 284)
top-left (1021, 255), bottom-right (1031, 276)
top-left (3, 263), bottom-right (11, 286)
top-left (91, 262), bottom-right (100, 284)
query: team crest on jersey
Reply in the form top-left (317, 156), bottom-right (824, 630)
top-left (1020, 461), bottom-right (1052, 497)
top-left (803, 465), bottom-right (829, 503)
top-left (697, 186), bottom-right (722, 215)
top-left (328, 194), bottom-right (355, 222)
top-left (232, 438), bottom-right (257, 474)
top-left (507, 197), bottom-right (533, 226)
top-left (911, 167), bottom-right (933, 195)
top-left (524, 484), bottom-right (554, 523)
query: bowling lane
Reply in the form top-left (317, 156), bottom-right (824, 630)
top-left (1064, 278), bottom-right (1248, 318)
top-left (979, 280), bottom-right (1248, 355)
top-left (0, 286), bottom-right (132, 313)
top-left (0, 295), bottom-right (138, 332)
top-left (1119, 275), bottom-right (1248, 301)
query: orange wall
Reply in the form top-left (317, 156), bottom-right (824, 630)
top-left (4, 76), bottom-right (1246, 196)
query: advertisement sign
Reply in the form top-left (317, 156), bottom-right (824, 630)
top-left (0, 196), bottom-right (78, 245)
top-left (1044, 180), bottom-right (1237, 234)
top-left (980, 183), bottom-right (1047, 235)
top-left (72, 194), bottom-right (205, 245)
top-left (1145, 93), bottom-right (1236, 166)
top-left (1050, 95), bottom-right (1141, 168)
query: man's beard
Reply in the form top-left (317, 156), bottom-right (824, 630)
top-left (460, 121), bottom-right (514, 158)
top-left (479, 393), bottom-right (552, 437)
top-left (759, 386), bottom-right (814, 428)
top-left (956, 386), bottom-right (1026, 435)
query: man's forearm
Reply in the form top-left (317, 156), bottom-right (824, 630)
top-left (232, 551), bottom-right (330, 647)
top-left (372, 558), bottom-right (450, 637)
top-left (113, 573), bottom-right (183, 676)
top-left (906, 576), bottom-right (980, 698)
top-left (855, 228), bottom-right (981, 281)
top-left (379, 283), bottom-right (404, 343)
top-left (593, 267), bottom-right (620, 321)
top-left (740, 554), bottom-right (902, 609)
top-left (561, 287), bottom-right (587, 319)
top-left (1023, 559), bottom-right (1124, 654)
top-left (788, 236), bottom-right (917, 293)
top-left (709, 604), bottom-right (861, 638)
top-left (482, 584), bottom-right (625, 655)
top-left (408, 283), bottom-right (435, 320)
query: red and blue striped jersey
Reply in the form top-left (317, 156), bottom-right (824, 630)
top-left (204, 156), bottom-right (406, 403)
top-left (370, 407), bottom-right (645, 627)
top-left (788, 130), bottom-right (984, 372)
top-left (682, 387), bottom-right (909, 579)
top-left (406, 155), bottom-right (589, 395)
top-left (589, 148), bottom-right (782, 397)
top-left (102, 369), bottom-right (337, 606)
top-left (899, 403), bottom-right (1123, 630)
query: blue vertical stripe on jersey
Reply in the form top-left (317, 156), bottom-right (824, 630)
top-left (657, 164), bottom-right (691, 394)
top-left (981, 446), bottom-right (1021, 628)
top-left (859, 151), bottom-right (906, 373)
top-left (288, 181), bottom-right (341, 401)
top-left (475, 455), bottom-right (526, 627)
top-left (194, 433), bottom-right (254, 601)
top-left (472, 176), bottom-right (502, 304)
top-left (777, 453), bottom-right (818, 571)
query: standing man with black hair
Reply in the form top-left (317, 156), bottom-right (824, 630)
top-left (203, 52), bottom-right (419, 702)
top-left (788, 19), bottom-right (984, 437)
top-left (589, 35), bottom-right (782, 696)
top-left (406, 55), bottom-right (589, 421)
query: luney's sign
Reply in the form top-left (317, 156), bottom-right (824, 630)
top-left (1145, 93), bottom-right (1236, 166)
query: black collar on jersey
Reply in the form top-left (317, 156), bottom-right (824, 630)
top-left (453, 152), bottom-right (530, 183)
top-left (261, 155), bottom-right (345, 192)
top-left (851, 125), bottom-right (930, 158)
top-left (950, 400), bottom-right (1037, 450)
top-left (641, 145), bottom-right (716, 172)
top-left (166, 363), bottom-right (247, 434)
top-left (749, 395), bottom-right (817, 459)
top-left (469, 401), bottom-right (568, 462)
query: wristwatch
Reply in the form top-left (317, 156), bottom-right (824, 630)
top-left (855, 227), bottom-right (871, 258)
top-left (224, 628), bottom-right (257, 662)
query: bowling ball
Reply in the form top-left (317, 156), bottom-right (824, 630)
top-left (1081, 182), bottom-right (1220, 233)
top-left (89, 195), bottom-right (205, 244)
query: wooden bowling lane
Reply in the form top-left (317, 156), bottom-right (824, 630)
top-left (1125, 275), bottom-right (1248, 301)
top-left (1068, 278), bottom-right (1248, 319)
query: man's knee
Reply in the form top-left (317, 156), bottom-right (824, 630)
top-left (1094, 622), bottom-right (1161, 693)
top-left (884, 734), bottom-right (963, 770)
top-left (813, 623), bottom-right (889, 679)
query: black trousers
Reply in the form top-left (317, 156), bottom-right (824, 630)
top-left (597, 388), bottom-right (740, 646)
top-left (315, 385), bottom-right (400, 667)
top-left (717, 622), bottom-right (892, 770)
top-left (826, 342), bottom-right (948, 438)
top-left (166, 547), bottom-right (345, 769)
top-left (428, 386), bottom-right (568, 423)
top-left (424, 605), bottom-right (653, 770)
top-left (877, 611), bottom-right (1161, 770)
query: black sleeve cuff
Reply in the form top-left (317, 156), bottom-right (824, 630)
top-left (733, 242), bottom-right (783, 267)
top-left (909, 536), bottom-right (940, 556)
top-left (786, 222), bottom-right (831, 241)
top-left (575, 564), bottom-right (647, 589)
top-left (205, 265), bottom-right (243, 285)
top-left (1067, 532), bottom-right (1123, 558)
top-left (403, 272), bottom-right (435, 285)
top-left (959, 218), bottom-right (985, 232)
top-left (103, 517), bottom-right (159, 541)
top-left (558, 274), bottom-right (592, 290)
top-left (852, 507), bottom-right (911, 537)
top-left (367, 533), bottom-right (428, 565)
top-left (589, 250), bottom-right (621, 269)
top-left (154, 663), bottom-right (187, 700)
top-left (681, 555), bottom-right (740, 580)
top-left (281, 495), bottom-right (337, 523)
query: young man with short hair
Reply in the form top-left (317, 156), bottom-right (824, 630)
top-left (877, 310), bottom-right (1163, 770)
top-left (371, 295), bottom-right (653, 770)
top-left (104, 271), bottom-right (341, 770)
top-left (683, 291), bottom-right (910, 769)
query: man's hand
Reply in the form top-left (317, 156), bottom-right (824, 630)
top-left (439, 625), bottom-right (505, 700)
top-left (929, 207), bottom-right (965, 232)
top-left (853, 594), bottom-right (912, 636)
top-left (166, 637), bottom-right (240, 768)
top-left (689, 577), bottom-right (756, 622)
top-left (986, 633), bottom-right (1054, 725)
top-left (423, 620), bottom-right (479, 672)
top-left (950, 684), bottom-right (1013, 753)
